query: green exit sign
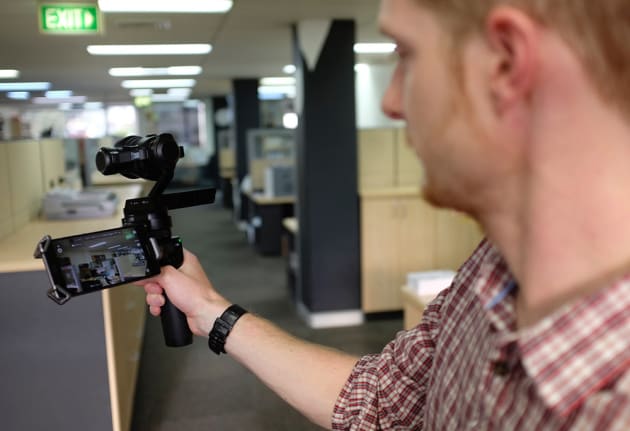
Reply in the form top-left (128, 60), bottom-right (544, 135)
top-left (39, 4), bottom-right (102, 34)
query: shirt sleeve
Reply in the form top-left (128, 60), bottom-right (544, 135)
top-left (331, 290), bottom-right (446, 430)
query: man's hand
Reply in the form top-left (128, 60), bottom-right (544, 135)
top-left (137, 249), bottom-right (230, 336)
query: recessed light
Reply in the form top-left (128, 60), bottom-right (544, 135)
top-left (88, 44), bottom-right (212, 55)
top-left (354, 43), bottom-right (396, 54)
top-left (283, 113), bottom-right (298, 129)
top-left (121, 79), bottom-right (196, 89)
top-left (0, 69), bottom-right (20, 79)
top-left (282, 64), bottom-right (296, 74)
top-left (98, 0), bottom-right (233, 13)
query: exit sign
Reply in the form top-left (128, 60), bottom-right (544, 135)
top-left (39, 4), bottom-right (102, 34)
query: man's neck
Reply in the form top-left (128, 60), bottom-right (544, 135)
top-left (480, 104), bottom-right (630, 328)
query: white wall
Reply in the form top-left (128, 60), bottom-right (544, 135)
top-left (355, 63), bottom-right (405, 129)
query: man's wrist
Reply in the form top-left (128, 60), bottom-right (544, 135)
top-left (208, 304), bottom-right (248, 355)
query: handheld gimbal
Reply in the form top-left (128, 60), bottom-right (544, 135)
top-left (36, 133), bottom-right (215, 347)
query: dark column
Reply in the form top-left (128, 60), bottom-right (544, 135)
top-left (293, 20), bottom-right (361, 318)
top-left (211, 95), bottom-right (232, 208)
top-left (232, 79), bottom-right (260, 221)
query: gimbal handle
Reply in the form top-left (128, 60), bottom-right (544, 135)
top-left (158, 237), bottom-right (192, 347)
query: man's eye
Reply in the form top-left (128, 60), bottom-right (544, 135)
top-left (395, 45), bottom-right (410, 60)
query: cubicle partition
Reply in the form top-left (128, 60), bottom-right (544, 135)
top-left (0, 139), bottom-right (147, 431)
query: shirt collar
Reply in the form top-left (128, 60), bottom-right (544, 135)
top-left (517, 276), bottom-right (630, 416)
top-left (472, 241), bottom-right (630, 417)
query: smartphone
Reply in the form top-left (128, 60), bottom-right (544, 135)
top-left (40, 226), bottom-right (160, 298)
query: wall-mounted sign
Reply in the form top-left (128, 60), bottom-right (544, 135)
top-left (39, 4), bottom-right (102, 34)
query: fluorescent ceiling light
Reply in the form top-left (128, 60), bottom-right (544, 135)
top-left (45, 90), bottom-right (73, 98)
top-left (0, 82), bottom-right (51, 91)
top-left (84, 102), bottom-right (104, 110)
top-left (98, 0), bottom-right (233, 13)
top-left (260, 77), bottom-right (296, 86)
top-left (7, 91), bottom-right (29, 100)
top-left (258, 85), bottom-right (295, 98)
top-left (87, 44), bottom-right (212, 56)
top-left (0, 69), bottom-right (19, 79)
top-left (122, 79), bottom-right (196, 89)
top-left (167, 88), bottom-right (192, 96)
top-left (130, 89), bottom-right (153, 97)
top-left (109, 66), bottom-right (202, 77)
top-left (282, 64), bottom-right (296, 74)
top-left (32, 96), bottom-right (87, 104)
top-left (151, 93), bottom-right (189, 102)
top-left (354, 43), bottom-right (396, 54)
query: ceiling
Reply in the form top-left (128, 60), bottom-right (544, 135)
top-left (0, 0), bottom-right (387, 106)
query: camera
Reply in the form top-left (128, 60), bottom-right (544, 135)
top-left (35, 133), bottom-right (216, 347)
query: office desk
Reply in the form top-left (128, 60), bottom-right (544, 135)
top-left (246, 192), bottom-right (295, 255)
top-left (400, 285), bottom-right (441, 330)
top-left (0, 184), bottom-right (145, 431)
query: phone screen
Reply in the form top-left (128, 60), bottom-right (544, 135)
top-left (45, 227), bottom-right (159, 295)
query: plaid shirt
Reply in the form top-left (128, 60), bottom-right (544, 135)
top-left (332, 240), bottom-right (630, 430)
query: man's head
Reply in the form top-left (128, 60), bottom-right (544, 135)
top-left (412, 0), bottom-right (630, 117)
top-left (378, 0), bottom-right (630, 215)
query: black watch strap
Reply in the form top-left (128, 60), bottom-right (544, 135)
top-left (208, 304), bottom-right (248, 355)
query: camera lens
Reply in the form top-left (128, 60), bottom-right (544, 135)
top-left (96, 149), bottom-right (116, 175)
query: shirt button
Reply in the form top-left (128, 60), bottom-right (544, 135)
top-left (493, 361), bottom-right (510, 376)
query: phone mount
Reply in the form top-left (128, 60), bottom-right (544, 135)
top-left (35, 235), bottom-right (72, 305)
top-left (35, 133), bottom-right (216, 347)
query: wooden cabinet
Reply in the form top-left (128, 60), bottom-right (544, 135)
top-left (434, 209), bottom-right (483, 270)
top-left (358, 128), bottom-right (423, 191)
top-left (358, 128), bottom-right (396, 190)
top-left (361, 192), bottom-right (436, 312)
top-left (358, 127), bottom-right (483, 313)
top-left (394, 128), bottom-right (423, 187)
top-left (360, 191), bottom-right (483, 313)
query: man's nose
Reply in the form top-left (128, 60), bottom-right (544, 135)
top-left (381, 71), bottom-right (404, 120)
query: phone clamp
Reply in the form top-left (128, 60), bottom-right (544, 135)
top-left (34, 235), bottom-right (71, 305)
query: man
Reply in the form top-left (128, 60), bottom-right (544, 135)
top-left (142, 0), bottom-right (630, 428)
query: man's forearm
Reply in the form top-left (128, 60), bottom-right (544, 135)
top-left (224, 313), bottom-right (359, 428)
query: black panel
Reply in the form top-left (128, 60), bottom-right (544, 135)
top-left (0, 271), bottom-right (112, 431)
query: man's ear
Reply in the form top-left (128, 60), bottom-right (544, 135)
top-left (485, 7), bottom-right (540, 113)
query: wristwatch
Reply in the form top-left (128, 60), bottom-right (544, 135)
top-left (208, 304), bottom-right (248, 355)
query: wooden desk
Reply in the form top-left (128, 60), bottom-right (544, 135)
top-left (245, 192), bottom-right (295, 255)
top-left (400, 285), bottom-right (441, 330)
top-left (0, 184), bottom-right (145, 431)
